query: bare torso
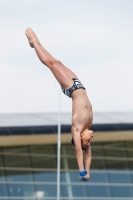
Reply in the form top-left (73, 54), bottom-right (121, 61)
top-left (71, 89), bottom-right (93, 133)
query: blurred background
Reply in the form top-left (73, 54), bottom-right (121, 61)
top-left (0, 0), bottom-right (133, 199)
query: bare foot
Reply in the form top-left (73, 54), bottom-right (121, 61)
top-left (25, 28), bottom-right (40, 48)
top-left (79, 173), bottom-right (90, 181)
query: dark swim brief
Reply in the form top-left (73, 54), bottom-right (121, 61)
top-left (62, 78), bottom-right (86, 97)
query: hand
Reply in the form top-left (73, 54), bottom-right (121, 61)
top-left (90, 131), bottom-right (94, 142)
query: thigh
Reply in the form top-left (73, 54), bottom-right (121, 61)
top-left (50, 62), bottom-right (74, 89)
top-left (62, 65), bottom-right (79, 79)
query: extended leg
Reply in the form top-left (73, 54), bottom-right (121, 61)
top-left (40, 45), bottom-right (78, 79)
top-left (25, 28), bottom-right (77, 89)
top-left (83, 146), bottom-right (91, 178)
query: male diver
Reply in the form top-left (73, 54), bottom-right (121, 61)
top-left (25, 28), bottom-right (93, 181)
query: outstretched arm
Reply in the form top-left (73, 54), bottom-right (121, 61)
top-left (83, 145), bottom-right (92, 178)
top-left (71, 126), bottom-right (84, 172)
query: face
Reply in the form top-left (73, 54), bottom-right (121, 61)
top-left (81, 130), bottom-right (93, 149)
top-left (81, 139), bottom-right (90, 149)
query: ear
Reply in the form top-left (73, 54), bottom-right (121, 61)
top-left (80, 133), bottom-right (83, 137)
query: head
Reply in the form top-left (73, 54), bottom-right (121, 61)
top-left (71, 129), bottom-right (93, 150)
top-left (71, 137), bottom-right (87, 150)
top-left (81, 129), bottom-right (93, 149)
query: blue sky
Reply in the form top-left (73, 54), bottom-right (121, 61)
top-left (0, 0), bottom-right (133, 113)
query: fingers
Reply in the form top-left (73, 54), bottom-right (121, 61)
top-left (90, 131), bottom-right (94, 142)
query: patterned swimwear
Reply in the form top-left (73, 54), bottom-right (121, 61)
top-left (62, 78), bottom-right (86, 97)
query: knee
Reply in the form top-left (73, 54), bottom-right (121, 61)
top-left (45, 58), bottom-right (61, 68)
